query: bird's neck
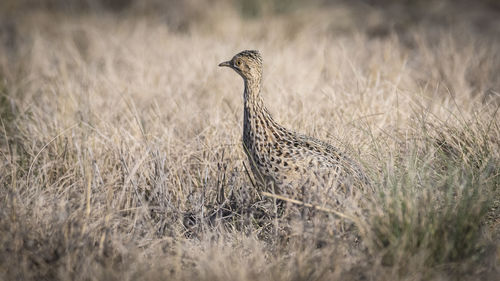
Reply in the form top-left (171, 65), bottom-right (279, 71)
top-left (243, 77), bottom-right (264, 110)
top-left (242, 77), bottom-right (282, 140)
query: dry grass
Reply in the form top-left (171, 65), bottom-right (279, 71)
top-left (0, 2), bottom-right (499, 280)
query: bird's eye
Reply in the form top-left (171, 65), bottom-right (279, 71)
top-left (235, 60), bottom-right (242, 66)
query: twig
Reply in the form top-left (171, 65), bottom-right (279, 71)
top-left (260, 191), bottom-right (359, 223)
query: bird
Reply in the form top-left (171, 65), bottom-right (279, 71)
top-left (219, 50), bottom-right (369, 201)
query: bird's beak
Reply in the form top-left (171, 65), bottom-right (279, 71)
top-left (218, 61), bottom-right (231, 67)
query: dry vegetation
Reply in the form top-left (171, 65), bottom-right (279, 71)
top-left (0, 1), bottom-right (499, 280)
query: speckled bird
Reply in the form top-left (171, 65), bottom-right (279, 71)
top-left (219, 50), bottom-right (369, 197)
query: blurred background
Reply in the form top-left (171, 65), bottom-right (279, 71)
top-left (2, 0), bottom-right (500, 41)
top-left (2, 0), bottom-right (500, 32)
top-left (2, 0), bottom-right (500, 103)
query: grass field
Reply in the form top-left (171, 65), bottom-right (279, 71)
top-left (0, 1), bottom-right (499, 280)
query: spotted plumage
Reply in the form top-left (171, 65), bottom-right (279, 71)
top-left (219, 50), bottom-right (369, 198)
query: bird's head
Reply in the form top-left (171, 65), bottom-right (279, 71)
top-left (219, 50), bottom-right (263, 81)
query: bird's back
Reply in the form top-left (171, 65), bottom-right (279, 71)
top-left (244, 108), bottom-right (369, 197)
